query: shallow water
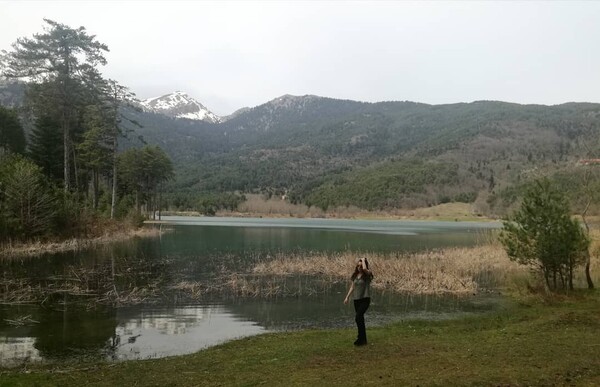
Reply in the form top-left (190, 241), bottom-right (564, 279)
top-left (0, 217), bottom-right (501, 366)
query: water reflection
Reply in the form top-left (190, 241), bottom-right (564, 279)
top-left (227, 286), bottom-right (504, 331)
top-left (0, 219), bottom-right (501, 366)
top-left (0, 337), bottom-right (41, 367)
top-left (0, 289), bottom-right (506, 367)
top-left (108, 305), bottom-right (266, 361)
top-left (0, 304), bottom-right (266, 366)
top-left (154, 217), bottom-right (499, 254)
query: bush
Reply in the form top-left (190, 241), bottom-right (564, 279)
top-left (0, 154), bottom-right (57, 240)
top-left (195, 192), bottom-right (245, 215)
top-left (499, 178), bottom-right (589, 292)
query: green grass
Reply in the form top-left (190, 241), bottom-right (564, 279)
top-left (2, 292), bottom-right (600, 386)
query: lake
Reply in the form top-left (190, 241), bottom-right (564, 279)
top-left (0, 217), bottom-right (501, 367)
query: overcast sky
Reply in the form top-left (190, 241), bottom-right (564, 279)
top-left (1, 1), bottom-right (599, 115)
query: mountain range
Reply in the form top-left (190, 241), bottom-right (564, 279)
top-left (2, 81), bottom-right (599, 215)
top-left (121, 92), bottom-right (600, 215)
top-left (139, 91), bottom-right (221, 123)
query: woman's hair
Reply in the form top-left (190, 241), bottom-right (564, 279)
top-left (351, 257), bottom-right (374, 281)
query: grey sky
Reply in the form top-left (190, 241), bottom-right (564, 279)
top-left (1, 0), bottom-right (599, 116)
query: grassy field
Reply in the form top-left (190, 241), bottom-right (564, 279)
top-left (1, 291), bottom-right (600, 386)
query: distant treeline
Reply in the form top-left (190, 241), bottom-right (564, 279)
top-left (129, 98), bottom-right (600, 215)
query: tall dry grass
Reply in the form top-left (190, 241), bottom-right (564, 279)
top-left (251, 245), bottom-right (525, 295)
top-left (0, 227), bottom-right (163, 259)
top-left (4, 229), bottom-right (598, 303)
top-left (235, 194), bottom-right (323, 217)
top-left (232, 194), bottom-right (491, 220)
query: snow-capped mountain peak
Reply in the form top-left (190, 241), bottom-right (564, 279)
top-left (141, 91), bottom-right (221, 123)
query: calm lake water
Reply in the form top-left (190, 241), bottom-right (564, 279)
top-left (0, 217), bottom-right (501, 367)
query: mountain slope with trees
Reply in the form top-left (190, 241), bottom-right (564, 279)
top-left (117, 95), bottom-right (600, 216)
top-left (4, 76), bottom-right (599, 217)
top-left (2, 22), bottom-right (599, 218)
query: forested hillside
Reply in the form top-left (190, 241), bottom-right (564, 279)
top-left (3, 82), bottom-right (600, 217)
top-left (117, 94), bottom-right (600, 216)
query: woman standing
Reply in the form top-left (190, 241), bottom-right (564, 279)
top-left (344, 257), bottom-right (373, 346)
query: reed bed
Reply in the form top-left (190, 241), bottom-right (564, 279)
top-left (0, 227), bottom-right (163, 259)
top-left (3, 239), bottom-right (599, 307)
top-left (220, 273), bottom-right (326, 298)
top-left (3, 314), bottom-right (39, 327)
top-left (252, 246), bottom-right (525, 295)
top-left (0, 278), bottom-right (43, 305)
top-left (168, 281), bottom-right (217, 300)
top-left (0, 256), bottom-right (169, 307)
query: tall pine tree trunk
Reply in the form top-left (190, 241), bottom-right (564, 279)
top-left (568, 262), bottom-right (574, 291)
top-left (63, 115), bottom-right (70, 192)
top-left (584, 251), bottom-right (594, 289)
top-left (60, 56), bottom-right (72, 193)
top-left (110, 136), bottom-right (117, 219)
top-left (72, 144), bottom-right (79, 193)
top-left (158, 183), bottom-right (162, 221)
top-left (135, 190), bottom-right (140, 215)
top-left (152, 187), bottom-right (157, 220)
top-left (92, 169), bottom-right (99, 210)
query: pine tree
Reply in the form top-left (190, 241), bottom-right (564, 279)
top-left (105, 80), bottom-right (139, 219)
top-left (500, 178), bottom-right (590, 292)
top-left (0, 155), bottom-right (57, 239)
top-left (76, 71), bottom-right (140, 218)
top-left (3, 19), bottom-right (109, 192)
top-left (118, 145), bottom-right (174, 216)
top-left (28, 114), bottom-right (64, 181)
top-left (78, 105), bottom-right (112, 209)
top-left (0, 106), bottom-right (26, 154)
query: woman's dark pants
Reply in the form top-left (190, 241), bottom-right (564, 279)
top-left (353, 297), bottom-right (371, 344)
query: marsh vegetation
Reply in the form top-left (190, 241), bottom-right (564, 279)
top-left (0, 245), bottom-right (518, 307)
top-left (1, 216), bottom-right (598, 367)
top-left (0, 219), bottom-right (513, 364)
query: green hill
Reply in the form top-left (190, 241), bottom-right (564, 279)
top-left (126, 96), bottom-right (600, 215)
top-left (3, 82), bottom-right (599, 215)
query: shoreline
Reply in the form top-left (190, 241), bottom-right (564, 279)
top-left (3, 211), bottom-right (595, 260)
top-left (0, 226), bottom-right (162, 259)
top-left (0, 211), bottom-right (497, 263)
top-left (1, 291), bottom-right (599, 385)
top-left (157, 210), bottom-right (497, 222)
top-left (0, 204), bottom-right (600, 260)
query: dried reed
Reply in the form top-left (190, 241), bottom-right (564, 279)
top-left (252, 245), bottom-right (524, 295)
top-left (3, 315), bottom-right (39, 326)
top-left (0, 227), bottom-right (163, 259)
top-left (3, 236), bottom-right (599, 305)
